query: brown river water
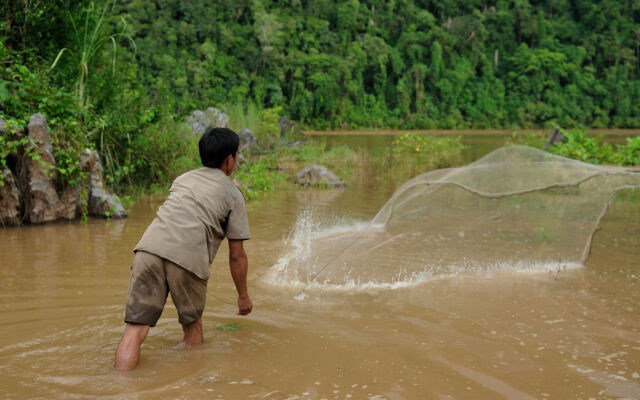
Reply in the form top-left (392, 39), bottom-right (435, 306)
top-left (1, 133), bottom-right (640, 399)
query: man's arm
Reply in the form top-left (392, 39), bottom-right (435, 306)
top-left (228, 239), bottom-right (253, 315)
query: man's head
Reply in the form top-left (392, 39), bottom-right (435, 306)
top-left (199, 127), bottom-right (239, 174)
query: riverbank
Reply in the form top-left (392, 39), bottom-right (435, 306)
top-left (304, 128), bottom-right (640, 136)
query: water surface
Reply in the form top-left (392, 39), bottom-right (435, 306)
top-left (1, 135), bottom-right (639, 399)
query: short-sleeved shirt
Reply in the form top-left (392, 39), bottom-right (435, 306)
top-left (134, 167), bottom-right (250, 280)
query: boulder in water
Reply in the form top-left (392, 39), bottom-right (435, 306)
top-left (80, 149), bottom-right (127, 218)
top-left (0, 169), bottom-right (21, 226)
top-left (187, 107), bottom-right (230, 137)
top-left (295, 165), bottom-right (347, 188)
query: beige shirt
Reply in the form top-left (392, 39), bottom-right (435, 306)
top-left (134, 167), bottom-right (250, 280)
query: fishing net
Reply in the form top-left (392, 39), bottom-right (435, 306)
top-left (267, 146), bottom-right (640, 290)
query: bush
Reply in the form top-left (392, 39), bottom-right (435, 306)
top-left (612, 136), bottom-right (640, 166)
top-left (234, 156), bottom-right (289, 199)
top-left (548, 128), bottom-right (613, 164)
top-left (392, 133), bottom-right (464, 169)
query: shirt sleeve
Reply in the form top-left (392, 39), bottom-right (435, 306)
top-left (226, 189), bottom-right (251, 240)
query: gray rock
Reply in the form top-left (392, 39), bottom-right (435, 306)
top-left (278, 116), bottom-right (301, 138)
top-left (544, 127), bottom-right (567, 150)
top-left (28, 114), bottom-right (54, 162)
top-left (56, 185), bottom-right (79, 220)
top-left (238, 128), bottom-right (260, 154)
top-left (0, 117), bottom-right (5, 132)
top-left (88, 186), bottom-right (127, 218)
top-left (187, 107), bottom-right (230, 137)
top-left (295, 165), bottom-right (347, 188)
top-left (80, 149), bottom-right (127, 218)
top-left (23, 114), bottom-right (60, 224)
top-left (0, 169), bottom-right (21, 226)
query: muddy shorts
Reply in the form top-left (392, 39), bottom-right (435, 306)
top-left (124, 251), bottom-right (207, 327)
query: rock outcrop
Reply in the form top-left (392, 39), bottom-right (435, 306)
top-left (278, 116), bottom-right (302, 138)
top-left (187, 107), bottom-right (230, 136)
top-left (0, 169), bottom-right (21, 226)
top-left (80, 149), bottom-right (127, 218)
top-left (0, 114), bottom-right (128, 226)
top-left (238, 128), bottom-right (260, 154)
top-left (22, 114), bottom-right (60, 224)
top-left (295, 165), bottom-right (347, 188)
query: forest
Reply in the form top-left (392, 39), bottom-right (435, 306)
top-left (1, 0), bottom-right (640, 190)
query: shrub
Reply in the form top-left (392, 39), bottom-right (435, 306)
top-left (392, 133), bottom-right (464, 169)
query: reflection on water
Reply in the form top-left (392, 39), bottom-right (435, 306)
top-left (1, 135), bottom-right (639, 399)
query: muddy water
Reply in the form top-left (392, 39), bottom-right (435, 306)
top-left (1, 138), bottom-right (640, 399)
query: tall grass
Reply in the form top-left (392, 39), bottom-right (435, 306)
top-left (224, 102), bottom-right (260, 133)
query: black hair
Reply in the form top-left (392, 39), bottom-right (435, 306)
top-left (198, 127), bottom-right (239, 168)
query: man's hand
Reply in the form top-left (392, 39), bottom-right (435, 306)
top-left (229, 239), bottom-right (252, 316)
top-left (237, 295), bottom-right (253, 315)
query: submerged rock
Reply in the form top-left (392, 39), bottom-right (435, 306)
top-left (187, 107), bottom-right (230, 136)
top-left (80, 149), bottom-right (127, 218)
top-left (295, 165), bottom-right (347, 188)
top-left (22, 114), bottom-right (60, 224)
top-left (0, 169), bottom-right (21, 226)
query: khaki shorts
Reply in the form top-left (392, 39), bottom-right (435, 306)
top-left (124, 251), bottom-right (207, 327)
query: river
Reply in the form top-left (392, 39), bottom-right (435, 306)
top-left (1, 132), bottom-right (639, 399)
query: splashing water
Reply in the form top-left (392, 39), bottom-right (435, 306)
top-left (264, 146), bottom-right (640, 292)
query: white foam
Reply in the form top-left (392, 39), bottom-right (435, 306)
top-left (262, 210), bottom-right (585, 294)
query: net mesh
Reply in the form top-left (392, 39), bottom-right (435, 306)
top-left (267, 146), bottom-right (640, 289)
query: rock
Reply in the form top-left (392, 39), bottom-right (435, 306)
top-left (0, 169), bottom-right (21, 226)
top-left (56, 185), bottom-right (79, 220)
top-left (22, 114), bottom-right (60, 224)
top-left (0, 117), bottom-right (5, 132)
top-left (278, 115), bottom-right (301, 138)
top-left (27, 114), bottom-right (55, 163)
top-left (295, 165), bottom-right (347, 188)
top-left (544, 127), bottom-right (567, 150)
top-left (80, 149), bottom-right (127, 218)
top-left (238, 128), bottom-right (260, 154)
top-left (88, 186), bottom-right (127, 218)
top-left (80, 149), bottom-right (105, 188)
top-left (187, 107), bottom-right (230, 137)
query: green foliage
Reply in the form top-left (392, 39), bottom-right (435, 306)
top-left (4, 0), bottom-right (640, 196)
top-left (504, 131), bottom-right (547, 148)
top-left (0, 131), bottom-right (33, 186)
top-left (392, 134), bottom-right (465, 169)
top-left (253, 106), bottom-right (283, 149)
top-left (548, 129), bottom-right (613, 164)
top-left (234, 156), bottom-right (289, 200)
top-left (50, 0), bottom-right (134, 106)
top-left (215, 322), bottom-right (240, 332)
top-left (611, 137), bottom-right (640, 166)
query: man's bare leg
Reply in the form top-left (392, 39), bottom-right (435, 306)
top-left (182, 318), bottom-right (203, 347)
top-left (114, 323), bottom-right (150, 370)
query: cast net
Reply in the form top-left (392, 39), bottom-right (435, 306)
top-left (265, 146), bottom-right (640, 291)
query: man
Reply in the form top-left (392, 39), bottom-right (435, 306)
top-left (114, 127), bottom-right (252, 371)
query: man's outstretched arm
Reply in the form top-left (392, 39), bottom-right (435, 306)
top-left (228, 239), bottom-right (253, 315)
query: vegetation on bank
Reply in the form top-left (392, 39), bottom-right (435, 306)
top-left (1, 1), bottom-right (640, 199)
top-left (507, 129), bottom-right (640, 166)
